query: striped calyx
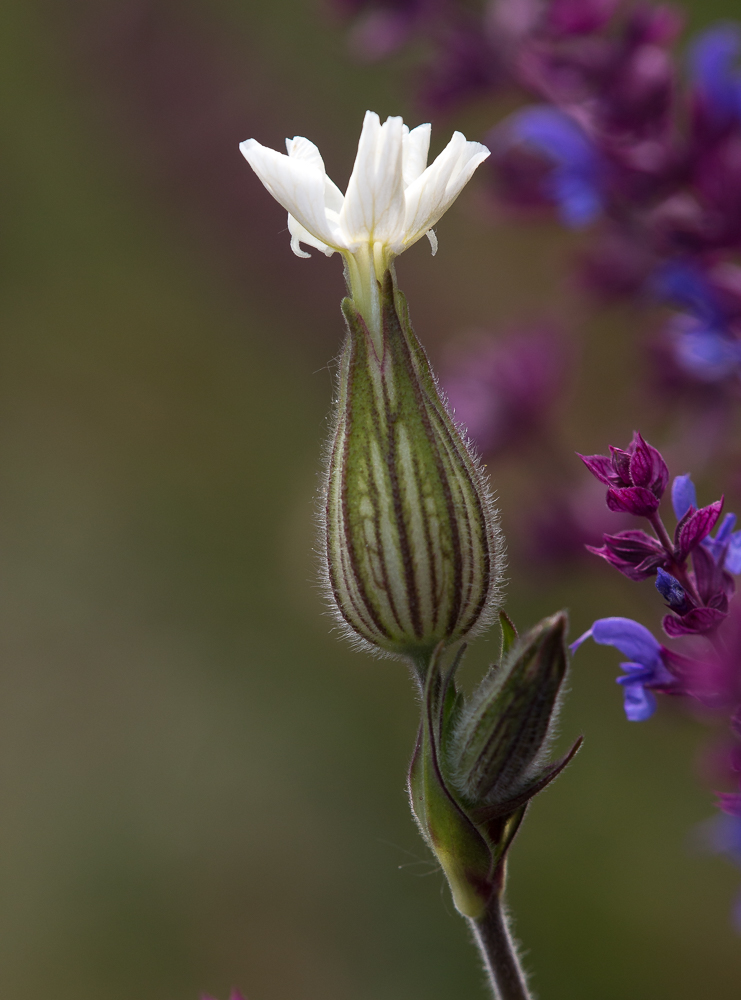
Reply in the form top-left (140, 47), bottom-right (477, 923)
top-left (451, 612), bottom-right (571, 805)
top-left (323, 271), bottom-right (503, 660)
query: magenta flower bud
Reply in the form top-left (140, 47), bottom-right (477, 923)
top-left (579, 431), bottom-right (669, 516)
top-left (606, 485), bottom-right (661, 516)
top-left (586, 529), bottom-right (666, 580)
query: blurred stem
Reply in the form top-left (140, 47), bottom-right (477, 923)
top-left (469, 893), bottom-right (533, 1000)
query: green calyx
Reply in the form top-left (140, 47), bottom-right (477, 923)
top-left (408, 613), bottom-right (582, 918)
top-left (323, 270), bottom-right (503, 659)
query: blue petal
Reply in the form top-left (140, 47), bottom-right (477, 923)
top-left (569, 628), bottom-right (593, 655)
top-left (621, 682), bottom-right (657, 721)
top-left (725, 532), bottom-right (741, 574)
top-left (716, 512), bottom-right (738, 543)
top-left (672, 473), bottom-right (697, 520)
top-left (674, 326), bottom-right (741, 382)
top-left (653, 261), bottom-right (721, 324)
top-left (616, 664), bottom-right (655, 684)
top-left (688, 24), bottom-right (741, 123)
top-left (590, 617), bottom-right (662, 667)
top-left (507, 106), bottom-right (603, 228)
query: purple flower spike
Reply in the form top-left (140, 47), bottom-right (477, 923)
top-left (570, 616), bottom-right (675, 720)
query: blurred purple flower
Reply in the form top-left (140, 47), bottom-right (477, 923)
top-left (571, 616), bottom-right (677, 720)
top-left (699, 810), bottom-right (741, 931)
top-left (689, 23), bottom-right (741, 128)
top-left (442, 326), bottom-right (569, 456)
top-left (491, 107), bottom-right (604, 226)
top-left (418, 21), bottom-right (505, 112)
top-left (545, 0), bottom-right (620, 36)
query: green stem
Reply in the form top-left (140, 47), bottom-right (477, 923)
top-left (469, 893), bottom-right (533, 1000)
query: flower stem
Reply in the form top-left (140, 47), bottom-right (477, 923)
top-left (469, 893), bottom-right (533, 1000)
top-left (648, 513), bottom-right (703, 607)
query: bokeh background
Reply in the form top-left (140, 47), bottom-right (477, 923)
top-left (2, 1), bottom-right (741, 998)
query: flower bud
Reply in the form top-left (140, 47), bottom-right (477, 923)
top-left (322, 272), bottom-right (503, 659)
top-left (451, 612), bottom-right (569, 804)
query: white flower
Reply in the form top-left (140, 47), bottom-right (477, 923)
top-left (240, 111), bottom-right (489, 340)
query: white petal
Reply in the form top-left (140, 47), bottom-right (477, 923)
top-left (339, 111), bottom-right (406, 249)
top-left (402, 133), bottom-right (490, 248)
top-left (286, 136), bottom-right (345, 215)
top-left (402, 123), bottom-right (431, 187)
top-left (240, 138), bottom-right (343, 250)
top-left (286, 135), bottom-right (325, 170)
top-left (425, 229), bottom-right (438, 255)
top-left (288, 214), bottom-right (336, 258)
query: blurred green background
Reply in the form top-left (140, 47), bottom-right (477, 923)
top-left (2, 1), bottom-right (741, 998)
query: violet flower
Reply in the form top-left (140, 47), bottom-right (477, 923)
top-left (689, 23), bottom-right (741, 130)
top-left (571, 616), bottom-right (677, 720)
top-left (491, 107), bottom-right (604, 227)
top-left (654, 262), bottom-right (741, 384)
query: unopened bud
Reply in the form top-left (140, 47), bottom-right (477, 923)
top-left (451, 612), bottom-right (569, 803)
top-left (323, 272), bottom-right (503, 659)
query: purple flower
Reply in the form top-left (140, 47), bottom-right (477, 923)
top-left (419, 22), bottom-right (504, 112)
top-left (571, 616), bottom-right (676, 720)
top-left (689, 23), bottom-right (741, 127)
top-left (670, 317), bottom-right (741, 382)
top-left (699, 810), bottom-right (741, 931)
top-left (579, 431), bottom-right (668, 516)
top-left (546, 0), bottom-right (619, 36)
top-left (441, 327), bottom-right (569, 455)
top-left (492, 107), bottom-right (604, 227)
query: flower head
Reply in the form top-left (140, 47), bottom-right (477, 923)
top-left (240, 111), bottom-right (489, 344)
